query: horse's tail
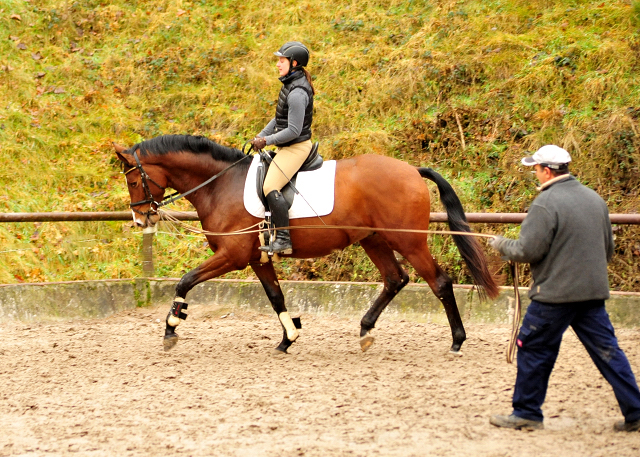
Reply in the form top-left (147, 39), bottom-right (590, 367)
top-left (417, 167), bottom-right (499, 299)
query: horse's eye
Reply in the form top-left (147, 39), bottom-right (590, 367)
top-left (128, 181), bottom-right (139, 188)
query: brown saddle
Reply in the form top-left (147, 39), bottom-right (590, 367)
top-left (256, 142), bottom-right (323, 209)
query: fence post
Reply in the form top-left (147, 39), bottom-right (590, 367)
top-left (142, 226), bottom-right (157, 277)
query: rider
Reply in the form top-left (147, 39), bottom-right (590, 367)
top-left (250, 41), bottom-right (315, 255)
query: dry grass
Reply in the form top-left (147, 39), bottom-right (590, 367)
top-left (0, 0), bottom-right (638, 289)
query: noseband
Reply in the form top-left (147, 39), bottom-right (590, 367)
top-left (124, 149), bottom-right (251, 219)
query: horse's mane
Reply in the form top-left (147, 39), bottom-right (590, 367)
top-left (128, 134), bottom-right (247, 163)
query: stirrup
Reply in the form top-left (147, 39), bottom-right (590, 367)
top-left (259, 240), bottom-right (292, 255)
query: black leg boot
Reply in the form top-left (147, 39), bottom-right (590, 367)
top-left (259, 190), bottom-right (293, 254)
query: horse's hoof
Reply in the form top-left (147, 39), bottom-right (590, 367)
top-left (360, 335), bottom-right (375, 352)
top-left (450, 342), bottom-right (463, 355)
top-left (163, 334), bottom-right (179, 352)
top-left (271, 348), bottom-right (288, 357)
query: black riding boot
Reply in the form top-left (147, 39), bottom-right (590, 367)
top-left (260, 190), bottom-right (293, 254)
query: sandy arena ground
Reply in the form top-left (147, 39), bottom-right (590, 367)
top-left (1, 304), bottom-right (640, 456)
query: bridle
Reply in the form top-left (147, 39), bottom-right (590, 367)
top-left (124, 150), bottom-right (167, 218)
top-left (124, 148), bottom-right (251, 219)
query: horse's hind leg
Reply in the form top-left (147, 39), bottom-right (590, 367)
top-left (358, 234), bottom-right (409, 352)
top-left (250, 261), bottom-right (301, 354)
top-left (401, 245), bottom-right (466, 353)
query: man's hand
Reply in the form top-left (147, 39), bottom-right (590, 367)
top-left (489, 235), bottom-right (505, 251)
top-left (251, 137), bottom-right (267, 151)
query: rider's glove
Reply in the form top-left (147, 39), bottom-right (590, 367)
top-left (251, 137), bottom-right (267, 151)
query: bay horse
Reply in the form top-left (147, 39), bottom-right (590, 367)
top-left (113, 135), bottom-right (498, 354)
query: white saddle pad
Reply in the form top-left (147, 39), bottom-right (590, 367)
top-left (243, 154), bottom-right (336, 219)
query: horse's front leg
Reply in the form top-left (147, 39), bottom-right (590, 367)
top-left (164, 251), bottom-right (240, 351)
top-left (250, 261), bottom-right (301, 354)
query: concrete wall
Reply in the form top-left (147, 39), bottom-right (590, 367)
top-left (1, 279), bottom-right (639, 326)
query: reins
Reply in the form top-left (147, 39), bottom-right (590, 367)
top-left (157, 154), bottom-right (251, 208)
top-left (125, 150), bottom-right (251, 217)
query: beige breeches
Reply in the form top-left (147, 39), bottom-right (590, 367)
top-left (262, 140), bottom-right (313, 195)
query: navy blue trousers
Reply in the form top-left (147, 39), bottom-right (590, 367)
top-left (512, 299), bottom-right (640, 423)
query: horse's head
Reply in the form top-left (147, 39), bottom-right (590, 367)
top-left (114, 143), bottom-right (167, 228)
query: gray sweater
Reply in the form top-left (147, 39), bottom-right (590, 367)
top-left (258, 89), bottom-right (309, 146)
top-left (493, 175), bottom-right (614, 304)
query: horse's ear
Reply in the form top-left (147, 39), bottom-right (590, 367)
top-left (113, 142), bottom-right (127, 154)
top-left (113, 143), bottom-right (135, 167)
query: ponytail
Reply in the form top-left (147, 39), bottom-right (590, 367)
top-left (302, 68), bottom-right (316, 95)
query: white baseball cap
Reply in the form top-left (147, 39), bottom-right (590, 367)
top-left (521, 145), bottom-right (571, 169)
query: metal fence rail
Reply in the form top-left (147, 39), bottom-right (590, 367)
top-left (1, 211), bottom-right (638, 277)
top-left (0, 211), bottom-right (199, 222)
top-left (1, 211), bottom-right (639, 224)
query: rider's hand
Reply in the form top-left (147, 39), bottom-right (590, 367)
top-left (251, 137), bottom-right (267, 151)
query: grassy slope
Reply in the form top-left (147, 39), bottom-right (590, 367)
top-left (0, 0), bottom-right (638, 289)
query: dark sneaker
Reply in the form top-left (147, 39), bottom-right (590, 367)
top-left (614, 419), bottom-right (640, 432)
top-left (490, 414), bottom-right (543, 430)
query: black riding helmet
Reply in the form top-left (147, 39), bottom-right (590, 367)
top-left (274, 41), bottom-right (310, 68)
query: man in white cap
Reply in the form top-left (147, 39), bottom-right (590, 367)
top-left (488, 145), bottom-right (640, 431)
